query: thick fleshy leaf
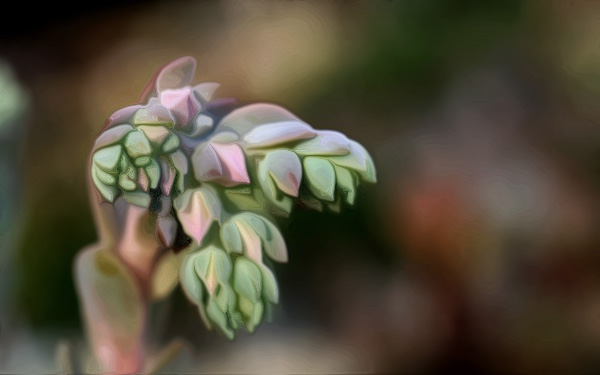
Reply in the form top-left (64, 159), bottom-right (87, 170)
top-left (162, 133), bottom-right (180, 153)
top-left (102, 104), bottom-right (143, 130)
top-left (191, 142), bottom-right (222, 180)
top-left (181, 246), bottom-right (238, 339)
top-left (193, 82), bottom-right (220, 102)
top-left (234, 219), bottom-right (263, 263)
top-left (122, 191), bottom-right (151, 208)
top-left (156, 214), bottom-right (177, 248)
top-left (138, 125), bottom-right (170, 148)
top-left (221, 213), bottom-right (288, 263)
top-left (211, 143), bottom-right (250, 185)
top-left (192, 142), bottom-right (249, 187)
top-left (220, 216), bottom-right (243, 255)
top-left (243, 121), bottom-right (316, 149)
top-left (94, 165), bottom-right (116, 185)
top-left (144, 158), bottom-right (161, 189)
top-left (304, 157), bottom-right (336, 202)
top-left (294, 130), bottom-right (351, 156)
top-left (124, 131), bottom-right (152, 158)
top-left (74, 247), bottom-right (144, 374)
top-left (91, 166), bottom-right (118, 202)
top-left (170, 150), bottom-right (188, 174)
top-left (118, 173), bottom-right (137, 191)
top-left (234, 257), bottom-right (262, 302)
top-left (132, 101), bottom-right (174, 127)
top-left (134, 156), bottom-right (151, 167)
top-left (260, 265), bottom-right (279, 304)
top-left (93, 124), bottom-right (135, 151)
top-left (93, 144), bottom-right (122, 172)
top-left (237, 295), bottom-right (263, 333)
top-left (155, 56), bottom-right (197, 93)
top-left (257, 163), bottom-right (292, 214)
top-left (259, 150), bottom-right (302, 197)
top-left (193, 246), bottom-right (232, 284)
top-left (160, 87), bottom-right (202, 127)
top-left (334, 165), bottom-right (357, 205)
top-left (179, 252), bottom-right (210, 328)
top-left (256, 216), bottom-right (288, 263)
top-left (174, 187), bottom-right (221, 246)
top-left (327, 140), bottom-right (376, 183)
top-left (190, 114), bottom-right (214, 137)
top-left (206, 299), bottom-right (234, 339)
top-left (219, 103), bottom-right (302, 134)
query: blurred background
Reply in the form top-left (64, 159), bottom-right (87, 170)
top-left (1, 0), bottom-right (600, 373)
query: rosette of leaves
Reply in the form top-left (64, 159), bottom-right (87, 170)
top-left (88, 56), bottom-right (376, 339)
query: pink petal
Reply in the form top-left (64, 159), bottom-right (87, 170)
top-left (176, 189), bottom-right (219, 245)
top-left (212, 143), bottom-right (250, 186)
top-left (160, 87), bottom-right (202, 128)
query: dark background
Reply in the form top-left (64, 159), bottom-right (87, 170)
top-left (2, 0), bottom-right (600, 373)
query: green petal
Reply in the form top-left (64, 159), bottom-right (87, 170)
top-left (233, 257), bottom-right (262, 302)
top-left (134, 156), bottom-right (151, 167)
top-left (260, 265), bottom-right (279, 304)
top-left (235, 213), bottom-right (288, 263)
top-left (162, 133), bottom-right (180, 154)
top-left (250, 301), bottom-right (264, 332)
top-left (94, 164), bottom-right (117, 185)
top-left (193, 246), bottom-right (232, 288)
top-left (206, 299), bottom-right (234, 340)
top-left (91, 166), bottom-right (118, 202)
top-left (327, 141), bottom-right (376, 183)
top-left (221, 217), bottom-right (244, 254)
top-left (304, 157), bottom-right (336, 202)
top-left (118, 173), bottom-right (137, 191)
top-left (144, 158), bottom-right (161, 189)
top-left (333, 165), bottom-right (357, 205)
top-left (256, 216), bottom-right (288, 263)
top-left (180, 253), bottom-right (211, 329)
top-left (93, 144), bottom-right (122, 172)
top-left (124, 131), bottom-right (152, 158)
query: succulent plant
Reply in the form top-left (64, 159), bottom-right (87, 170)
top-left (76, 56), bottom-right (375, 373)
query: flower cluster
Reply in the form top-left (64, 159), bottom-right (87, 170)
top-left (89, 56), bottom-right (376, 337)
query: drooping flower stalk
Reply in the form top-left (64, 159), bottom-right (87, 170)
top-left (76, 56), bottom-right (376, 373)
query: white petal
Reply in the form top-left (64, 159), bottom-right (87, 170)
top-left (243, 121), bottom-right (316, 149)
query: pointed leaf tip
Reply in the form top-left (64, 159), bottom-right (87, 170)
top-left (156, 56), bottom-right (197, 93)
